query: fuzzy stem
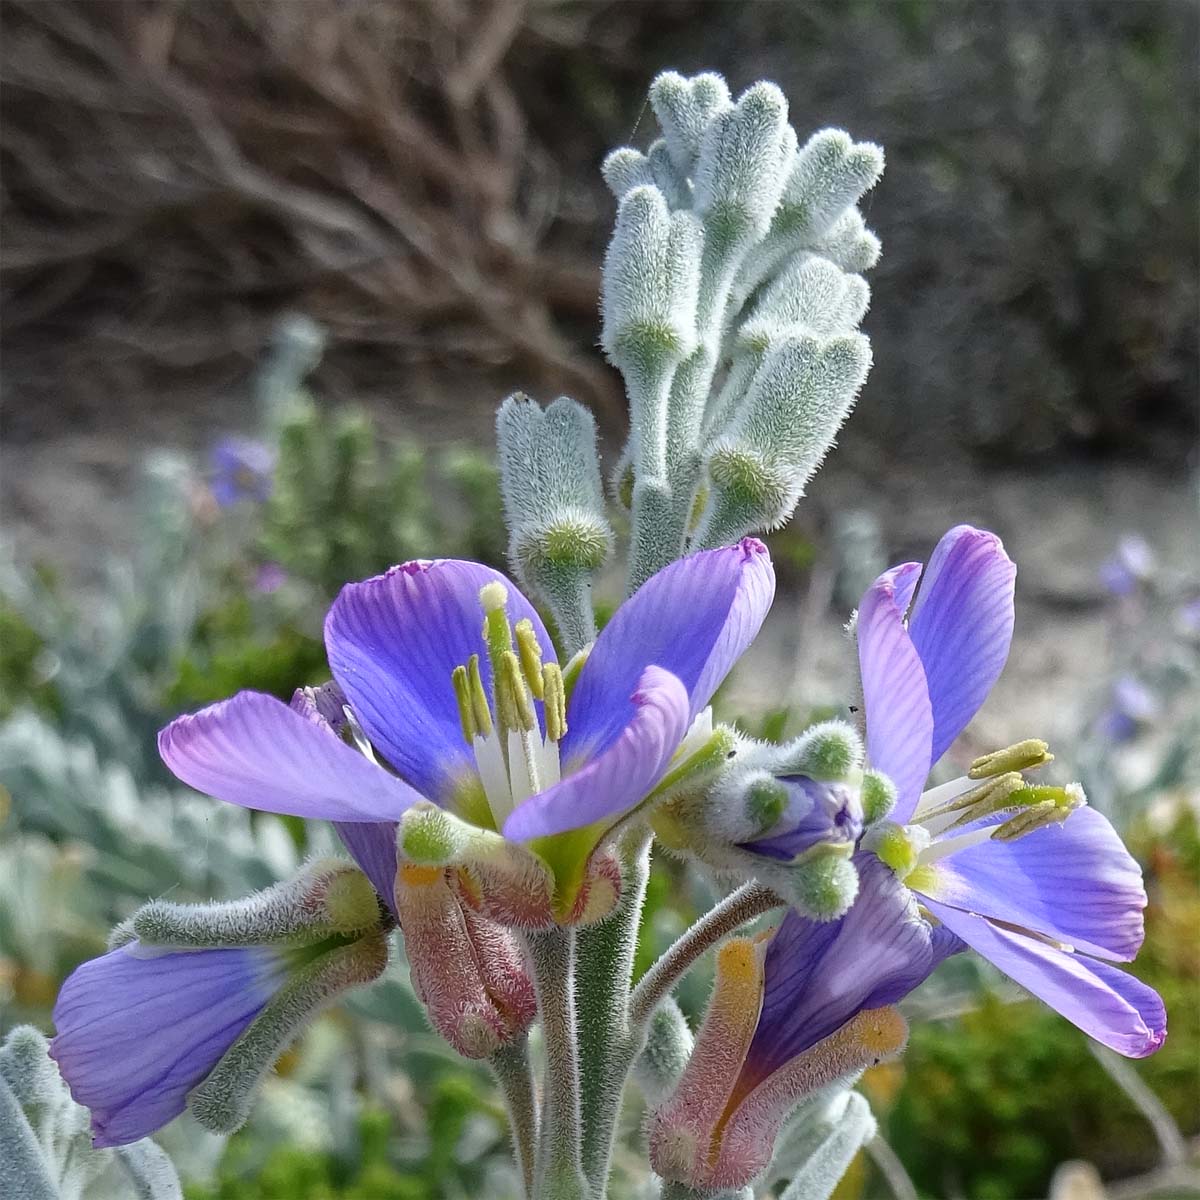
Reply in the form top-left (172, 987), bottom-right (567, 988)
top-left (525, 927), bottom-right (588, 1200)
top-left (542, 571), bottom-right (597, 661)
top-left (658, 1182), bottom-right (753, 1200)
top-left (491, 1034), bottom-right (539, 1199)
top-left (629, 882), bottom-right (780, 1029)
top-left (574, 827), bottom-right (653, 1196)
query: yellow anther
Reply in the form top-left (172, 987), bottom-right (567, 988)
top-left (992, 784), bottom-right (1084, 841)
top-left (542, 663), bottom-right (568, 742)
top-left (497, 652), bottom-right (536, 733)
top-left (514, 619), bottom-right (545, 700)
top-left (969, 739), bottom-right (1053, 780)
top-left (466, 654), bottom-right (493, 737)
top-left (926, 772), bottom-right (1025, 830)
top-left (479, 581), bottom-right (509, 614)
top-left (452, 664), bottom-right (476, 743)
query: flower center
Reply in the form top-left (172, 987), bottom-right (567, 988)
top-left (870, 739), bottom-right (1086, 883)
top-left (449, 584), bottom-right (568, 827)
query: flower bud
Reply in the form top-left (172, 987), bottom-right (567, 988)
top-left (693, 83), bottom-right (793, 254)
top-left (699, 332), bottom-right (872, 542)
top-left (602, 186), bottom-right (702, 379)
top-left (394, 865), bottom-right (535, 1059)
top-left (649, 70), bottom-right (733, 178)
top-left (496, 394), bottom-right (613, 648)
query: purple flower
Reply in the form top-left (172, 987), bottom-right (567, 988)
top-left (650, 860), bottom-right (940, 1189)
top-left (851, 525), bottom-right (1165, 1057)
top-left (210, 436), bottom-right (275, 507)
top-left (50, 861), bottom-right (391, 1147)
top-left (1095, 676), bottom-right (1160, 743)
top-left (50, 942), bottom-right (286, 1146)
top-left (254, 562), bottom-right (288, 594)
top-left (1099, 534), bottom-right (1155, 598)
top-left (158, 542), bottom-right (775, 918)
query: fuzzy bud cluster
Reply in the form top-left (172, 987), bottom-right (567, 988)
top-left (653, 722), bottom-right (866, 921)
top-left (600, 71), bottom-right (884, 582)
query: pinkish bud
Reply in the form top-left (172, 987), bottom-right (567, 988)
top-left (706, 1006), bottom-right (907, 1188)
top-left (649, 935), bottom-right (768, 1185)
top-left (395, 865), bottom-right (535, 1058)
top-left (650, 930), bottom-right (906, 1191)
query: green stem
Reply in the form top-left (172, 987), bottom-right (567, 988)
top-left (574, 827), bottom-right (653, 1197)
top-left (525, 927), bottom-right (588, 1200)
top-left (491, 1034), bottom-right (538, 1199)
top-left (657, 1181), bottom-right (753, 1200)
top-left (629, 881), bottom-right (780, 1029)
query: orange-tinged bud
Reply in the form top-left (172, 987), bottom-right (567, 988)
top-left (649, 935), bottom-right (768, 1184)
top-left (395, 867), bottom-right (535, 1059)
top-left (707, 1007), bottom-right (907, 1188)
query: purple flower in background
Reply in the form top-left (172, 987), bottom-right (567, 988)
top-left (1099, 534), bottom-right (1155, 598)
top-left (210, 435), bottom-right (275, 506)
top-left (158, 541), bottom-right (775, 917)
top-left (50, 942), bottom-right (286, 1146)
top-left (851, 525), bottom-right (1164, 1057)
top-left (1096, 675), bottom-right (1160, 743)
top-left (254, 562), bottom-right (288, 594)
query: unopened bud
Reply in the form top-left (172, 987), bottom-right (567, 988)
top-left (649, 936), bottom-right (768, 1186)
top-left (693, 83), bottom-right (793, 253)
top-left (394, 866), bottom-right (534, 1059)
top-left (649, 70), bottom-right (733, 178)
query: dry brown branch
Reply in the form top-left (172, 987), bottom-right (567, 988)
top-left (0, 0), bottom-right (625, 431)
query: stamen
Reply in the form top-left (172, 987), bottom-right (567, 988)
top-left (497, 652), bottom-right (536, 732)
top-left (514, 619), bottom-right (545, 700)
top-left (917, 821), bottom-right (997, 866)
top-left (542, 663), bottom-right (568, 742)
top-left (452, 664), bottom-right (476, 743)
top-left (969, 739), bottom-right (1053, 779)
top-left (993, 784), bottom-right (1084, 840)
top-left (466, 654), bottom-right (493, 737)
top-left (919, 772), bottom-right (1025, 836)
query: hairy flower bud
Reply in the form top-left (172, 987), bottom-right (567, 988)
top-left (651, 929), bottom-right (903, 1192)
top-left (496, 393), bottom-right (613, 649)
top-left (699, 332), bottom-right (872, 543)
top-left (649, 70), bottom-right (733, 179)
top-left (394, 865), bottom-right (535, 1059)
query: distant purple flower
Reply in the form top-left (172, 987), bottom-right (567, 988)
top-left (50, 942), bottom-right (286, 1147)
top-left (1096, 676), bottom-right (1160, 743)
top-left (210, 436), bottom-right (275, 507)
top-left (158, 542), bottom-right (775, 917)
top-left (843, 525), bottom-right (1164, 1057)
top-left (1099, 534), bottom-right (1155, 598)
top-left (254, 562), bottom-right (288, 594)
top-left (1178, 596), bottom-right (1200, 637)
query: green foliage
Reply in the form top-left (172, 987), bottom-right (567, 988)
top-left (261, 400), bottom-right (507, 603)
top-left (167, 597), bottom-right (327, 709)
top-left (0, 600), bottom-right (58, 721)
top-left (187, 1090), bottom-right (512, 1200)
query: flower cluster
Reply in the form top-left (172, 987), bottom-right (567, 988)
top-left (41, 66), bottom-right (1166, 1200)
